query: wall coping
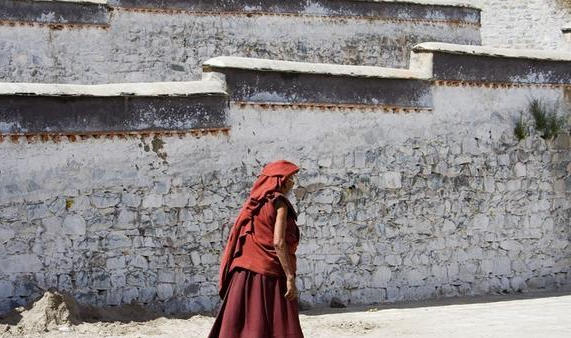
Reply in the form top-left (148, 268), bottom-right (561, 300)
top-left (204, 56), bottom-right (428, 79)
top-left (0, 81), bottom-right (226, 97)
top-left (368, 0), bottom-right (480, 10)
top-left (413, 42), bottom-right (571, 62)
top-left (562, 24), bottom-right (571, 33)
top-left (29, 0), bottom-right (107, 4)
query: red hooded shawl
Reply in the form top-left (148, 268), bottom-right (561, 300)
top-left (218, 160), bottom-right (300, 298)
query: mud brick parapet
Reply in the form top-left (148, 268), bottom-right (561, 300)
top-left (413, 42), bottom-right (571, 85)
top-left (109, 0), bottom-right (480, 24)
top-left (203, 57), bottom-right (433, 109)
top-left (0, 81), bottom-right (228, 134)
top-left (0, 0), bottom-right (109, 26)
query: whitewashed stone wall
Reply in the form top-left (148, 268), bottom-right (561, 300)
top-left (423, 0), bottom-right (571, 49)
top-left (0, 9), bottom-right (477, 83)
top-left (478, 0), bottom-right (571, 50)
top-left (1, 84), bottom-right (570, 314)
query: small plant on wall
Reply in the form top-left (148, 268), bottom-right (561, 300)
top-left (514, 99), bottom-right (567, 141)
top-left (514, 111), bottom-right (528, 141)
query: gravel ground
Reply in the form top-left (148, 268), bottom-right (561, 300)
top-left (2, 291), bottom-right (570, 338)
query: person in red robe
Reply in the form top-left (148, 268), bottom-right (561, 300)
top-left (207, 160), bottom-right (304, 338)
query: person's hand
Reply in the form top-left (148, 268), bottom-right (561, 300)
top-left (284, 278), bottom-right (299, 301)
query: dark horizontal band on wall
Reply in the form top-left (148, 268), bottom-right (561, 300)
top-left (0, 0), bottom-right (109, 25)
top-left (0, 94), bottom-right (228, 134)
top-left (433, 80), bottom-right (571, 88)
top-left (232, 101), bottom-right (434, 113)
top-left (109, 0), bottom-right (480, 24)
top-left (0, 128), bottom-right (231, 143)
top-left (431, 53), bottom-right (571, 84)
top-left (206, 68), bottom-right (433, 108)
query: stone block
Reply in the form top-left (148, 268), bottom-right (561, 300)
top-left (158, 271), bottom-right (176, 283)
top-left (406, 269), bottom-right (426, 286)
top-left (483, 176), bottom-right (495, 192)
top-left (142, 194), bottom-right (163, 208)
top-left (91, 192), bottom-right (121, 209)
top-left (354, 150), bottom-right (366, 168)
top-left (198, 192), bottom-right (224, 207)
top-left (122, 193), bottom-right (142, 208)
top-left (130, 255), bottom-right (149, 269)
top-left (380, 172), bottom-right (402, 189)
top-left (106, 289), bottom-right (122, 306)
top-left (499, 240), bottom-right (523, 252)
top-left (164, 192), bottom-right (190, 208)
top-left (42, 217), bottom-right (62, 234)
top-left (513, 162), bottom-right (527, 177)
top-left (462, 137), bottom-right (480, 155)
top-left (152, 179), bottom-right (171, 195)
top-left (479, 259), bottom-right (493, 275)
top-left (471, 214), bottom-right (489, 229)
top-left (26, 203), bottom-right (48, 220)
top-left (92, 272), bottom-right (111, 290)
top-left (68, 196), bottom-right (91, 211)
top-left (497, 154), bottom-right (510, 166)
top-left (127, 271), bottom-right (146, 287)
top-left (110, 273), bottom-right (126, 287)
top-left (122, 287), bottom-right (139, 304)
top-left (63, 215), bottom-right (86, 235)
top-left (151, 210), bottom-right (168, 226)
top-left (115, 209), bottom-right (138, 229)
top-left (48, 197), bottom-right (66, 215)
top-left (312, 189), bottom-right (341, 204)
top-left (492, 256), bottom-right (511, 275)
top-left (105, 234), bottom-right (132, 249)
top-left (106, 256), bottom-right (126, 270)
top-left (0, 280), bottom-right (15, 297)
top-left (371, 266), bottom-right (392, 287)
top-left (157, 283), bottom-right (173, 300)
top-left (510, 276), bottom-right (526, 291)
top-left (0, 227), bottom-right (15, 243)
top-left (139, 287), bottom-right (156, 303)
top-left (0, 254), bottom-right (42, 273)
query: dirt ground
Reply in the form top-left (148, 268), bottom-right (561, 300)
top-left (2, 291), bottom-right (570, 338)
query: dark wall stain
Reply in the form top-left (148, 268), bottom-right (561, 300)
top-left (0, 94), bottom-right (228, 134)
top-left (0, 0), bottom-right (109, 25)
top-left (151, 136), bottom-right (167, 162)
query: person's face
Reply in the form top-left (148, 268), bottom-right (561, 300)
top-left (282, 175), bottom-right (295, 194)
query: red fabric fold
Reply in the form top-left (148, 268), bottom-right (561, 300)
top-left (218, 160), bottom-right (299, 298)
top-left (208, 268), bottom-right (304, 338)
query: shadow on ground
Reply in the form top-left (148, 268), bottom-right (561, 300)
top-left (300, 289), bottom-right (571, 316)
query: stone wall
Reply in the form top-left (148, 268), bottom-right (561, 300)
top-left (0, 0), bottom-right (570, 317)
top-left (0, 1), bottom-right (479, 83)
top-left (415, 0), bottom-right (571, 49)
top-left (1, 80), bottom-right (570, 314)
top-left (478, 0), bottom-right (571, 50)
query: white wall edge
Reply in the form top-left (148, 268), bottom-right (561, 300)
top-left (204, 56), bottom-right (429, 80)
top-left (364, 0), bottom-right (480, 10)
top-left (27, 0), bottom-right (107, 5)
top-left (414, 42), bottom-right (571, 61)
top-left (0, 81), bottom-right (227, 97)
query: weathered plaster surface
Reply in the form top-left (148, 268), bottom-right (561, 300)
top-left (204, 56), bottom-right (427, 79)
top-left (0, 8), bottom-right (479, 83)
top-left (379, 0), bottom-right (571, 50)
top-left (0, 83), bottom-right (569, 314)
top-left (30, 1), bottom-right (108, 4)
top-left (475, 0), bottom-right (571, 50)
top-left (0, 81), bottom-right (226, 96)
top-left (414, 42), bottom-right (571, 61)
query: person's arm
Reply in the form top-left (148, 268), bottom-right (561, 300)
top-left (273, 200), bottom-right (299, 301)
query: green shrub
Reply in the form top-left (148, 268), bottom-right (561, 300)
top-left (514, 111), bottom-right (528, 141)
top-left (527, 99), bottom-right (566, 141)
